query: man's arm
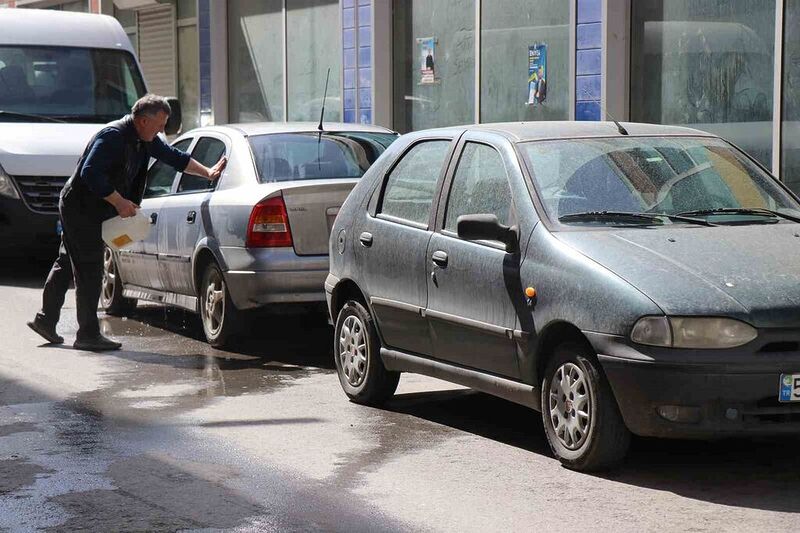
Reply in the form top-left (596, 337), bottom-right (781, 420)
top-left (81, 129), bottom-right (138, 218)
top-left (149, 135), bottom-right (227, 181)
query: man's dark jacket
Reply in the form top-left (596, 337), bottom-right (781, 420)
top-left (61, 115), bottom-right (190, 222)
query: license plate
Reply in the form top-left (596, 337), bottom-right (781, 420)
top-left (779, 373), bottom-right (800, 402)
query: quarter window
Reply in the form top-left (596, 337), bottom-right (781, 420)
top-left (379, 140), bottom-right (450, 225)
top-left (444, 142), bottom-right (513, 232)
top-left (178, 137), bottom-right (226, 193)
top-left (144, 138), bottom-right (192, 199)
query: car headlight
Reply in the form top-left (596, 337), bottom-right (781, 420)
top-left (0, 162), bottom-right (19, 200)
top-left (631, 316), bottom-right (757, 349)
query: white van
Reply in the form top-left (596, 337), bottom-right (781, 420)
top-left (0, 9), bottom-right (179, 257)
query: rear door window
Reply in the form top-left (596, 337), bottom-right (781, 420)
top-left (144, 138), bottom-right (192, 198)
top-left (378, 140), bottom-right (451, 226)
top-left (444, 142), bottom-right (514, 232)
top-left (248, 131), bottom-right (398, 182)
top-left (177, 137), bottom-right (226, 193)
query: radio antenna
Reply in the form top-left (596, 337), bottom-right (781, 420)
top-left (318, 67), bottom-right (331, 132)
top-left (582, 88), bottom-right (628, 135)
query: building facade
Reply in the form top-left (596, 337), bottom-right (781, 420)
top-left (3, 0), bottom-right (799, 193)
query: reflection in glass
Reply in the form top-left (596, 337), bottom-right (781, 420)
top-left (631, 1), bottom-right (776, 168)
top-left (287, 0), bottom-right (342, 122)
top-left (521, 137), bottom-right (799, 225)
top-left (227, 0), bottom-right (283, 122)
top-left (783, 1), bottom-right (800, 193)
top-left (480, 0), bottom-right (569, 122)
top-left (392, 0), bottom-right (475, 133)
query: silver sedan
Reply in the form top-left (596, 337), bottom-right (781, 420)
top-left (101, 122), bottom-right (397, 347)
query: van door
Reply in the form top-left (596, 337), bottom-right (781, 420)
top-left (158, 135), bottom-right (228, 296)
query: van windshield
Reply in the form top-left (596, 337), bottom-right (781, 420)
top-left (249, 131), bottom-right (398, 183)
top-left (0, 45), bottom-right (146, 123)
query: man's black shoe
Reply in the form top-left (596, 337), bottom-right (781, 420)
top-left (27, 319), bottom-right (64, 344)
top-left (73, 335), bottom-right (122, 352)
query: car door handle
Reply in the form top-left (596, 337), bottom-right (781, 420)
top-left (359, 232), bottom-right (373, 247)
top-left (186, 210), bottom-right (196, 224)
top-left (149, 212), bottom-right (158, 224)
top-left (432, 250), bottom-right (448, 268)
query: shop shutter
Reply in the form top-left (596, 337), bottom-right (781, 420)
top-left (136, 4), bottom-right (176, 97)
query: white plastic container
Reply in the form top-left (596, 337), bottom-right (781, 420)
top-left (102, 212), bottom-right (151, 251)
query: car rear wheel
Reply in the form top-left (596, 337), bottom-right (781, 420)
top-left (334, 300), bottom-right (399, 405)
top-left (101, 246), bottom-right (137, 316)
top-left (541, 342), bottom-right (630, 471)
top-left (200, 261), bottom-right (242, 348)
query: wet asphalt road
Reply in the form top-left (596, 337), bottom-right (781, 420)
top-left (1, 258), bottom-right (800, 532)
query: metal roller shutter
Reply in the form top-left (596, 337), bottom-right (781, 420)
top-left (137, 4), bottom-right (176, 97)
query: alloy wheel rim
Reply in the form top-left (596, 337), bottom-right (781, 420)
top-left (339, 315), bottom-right (367, 387)
top-left (101, 247), bottom-right (115, 306)
top-left (548, 362), bottom-right (591, 450)
top-left (203, 272), bottom-right (225, 336)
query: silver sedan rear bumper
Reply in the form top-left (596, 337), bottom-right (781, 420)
top-left (219, 246), bottom-right (329, 310)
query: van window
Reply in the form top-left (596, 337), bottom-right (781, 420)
top-left (0, 45), bottom-right (146, 123)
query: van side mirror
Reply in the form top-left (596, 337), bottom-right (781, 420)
top-left (165, 97), bottom-right (182, 135)
top-left (457, 214), bottom-right (518, 253)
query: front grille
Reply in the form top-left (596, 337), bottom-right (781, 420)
top-left (11, 175), bottom-right (68, 214)
top-left (741, 396), bottom-right (800, 424)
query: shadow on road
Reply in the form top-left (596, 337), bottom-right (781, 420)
top-left (386, 388), bottom-right (800, 514)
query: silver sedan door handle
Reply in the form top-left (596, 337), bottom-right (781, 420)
top-left (359, 232), bottom-right (373, 247)
top-left (432, 250), bottom-right (448, 268)
top-left (186, 210), bottom-right (196, 224)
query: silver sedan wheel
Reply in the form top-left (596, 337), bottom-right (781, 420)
top-left (101, 247), bottom-right (115, 307)
top-left (202, 270), bottom-right (225, 337)
top-left (548, 362), bottom-right (592, 450)
top-left (339, 315), bottom-right (367, 387)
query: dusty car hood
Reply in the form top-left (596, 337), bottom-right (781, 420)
top-left (555, 224), bottom-right (800, 328)
top-left (0, 123), bottom-right (103, 176)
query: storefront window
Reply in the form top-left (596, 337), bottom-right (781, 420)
top-left (480, 0), bottom-right (570, 122)
top-left (227, 0), bottom-right (283, 122)
top-left (287, 0), bottom-right (342, 122)
top-left (392, 0), bottom-right (475, 133)
top-left (631, 1), bottom-right (776, 168)
top-left (783, 1), bottom-right (800, 193)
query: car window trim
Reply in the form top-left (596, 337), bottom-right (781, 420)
top-left (435, 136), bottom-right (516, 242)
top-left (143, 136), bottom-right (195, 200)
top-left (373, 212), bottom-right (429, 231)
top-left (373, 135), bottom-right (461, 229)
top-left (175, 132), bottom-right (232, 195)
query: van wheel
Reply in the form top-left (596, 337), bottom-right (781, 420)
top-left (334, 300), bottom-right (399, 405)
top-left (199, 261), bottom-right (241, 348)
top-left (101, 246), bottom-right (137, 316)
top-left (541, 342), bottom-right (630, 471)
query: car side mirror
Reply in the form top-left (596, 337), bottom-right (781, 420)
top-left (165, 97), bottom-right (182, 135)
top-left (457, 214), bottom-right (518, 253)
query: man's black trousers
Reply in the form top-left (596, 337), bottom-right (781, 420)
top-left (37, 196), bottom-right (105, 341)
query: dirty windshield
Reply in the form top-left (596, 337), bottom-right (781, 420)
top-left (0, 45), bottom-right (146, 123)
top-left (520, 136), bottom-right (800, 227)
top-left (249, 131), bottom-right (398, 183)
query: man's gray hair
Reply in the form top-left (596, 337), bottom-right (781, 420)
top-left (131, 94), bottom-right (171, 118)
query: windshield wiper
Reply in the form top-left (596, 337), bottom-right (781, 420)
top-left (0, 110), bottom-right (67, 123)
top-left (677, 207), bottom-right (800, 224)
top-left (559, 210), bottom-right (716, 227)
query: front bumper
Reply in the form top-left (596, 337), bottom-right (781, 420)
top-left (220, 246), bottom-right (330, 310)
top-left (0, 196), bottom-right (61, 258)
top-left (588, 332), bottom-right (800, 438)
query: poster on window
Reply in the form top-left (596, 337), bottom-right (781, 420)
top-left (527, 43), bottom-right (548, 105)
top-left (417, 37), bottom-right (436, 85)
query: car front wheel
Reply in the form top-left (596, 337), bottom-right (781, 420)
top-left (334, 300), bottom-right (399, 405)
top-left (541, 342), bottom-right (630, 471)
top-left (101, 246), bottom-right (137, 316)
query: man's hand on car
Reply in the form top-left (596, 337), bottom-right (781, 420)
top-left (207, 156), bottom-right (227, 181)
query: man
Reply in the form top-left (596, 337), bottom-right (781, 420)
top-left (535, 67), bottom-right (547, 105)
top-left (27, 94), bottom-right (226, 351)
